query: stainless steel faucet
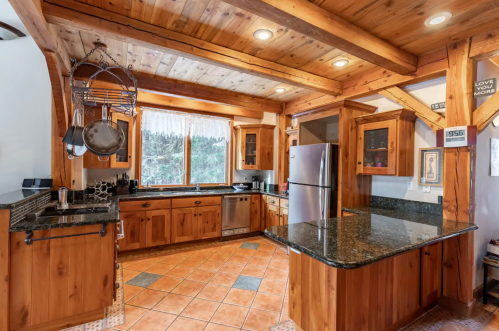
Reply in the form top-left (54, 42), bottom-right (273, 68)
top-left (195, 183), bottom-right (200, 191)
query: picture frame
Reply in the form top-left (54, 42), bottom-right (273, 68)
top-left (418, 147), bottom-right (444, 187)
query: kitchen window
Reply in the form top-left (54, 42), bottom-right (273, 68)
top-left (139, 108), bottom-right (231, 187)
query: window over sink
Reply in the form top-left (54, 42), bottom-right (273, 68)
top-left (139, 108), bottom-right (231, 187)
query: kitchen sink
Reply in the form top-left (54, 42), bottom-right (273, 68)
top-left (27, 201), bottom-right (111, 219)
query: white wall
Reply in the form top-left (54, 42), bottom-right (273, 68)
top-left (0, 2), bottom-right (52, 194)
top-left (355, 77), bottom-right (447, 203)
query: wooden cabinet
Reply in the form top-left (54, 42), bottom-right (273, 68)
top-left (421, 242), bottom-right (442, 307)
top-left (261, 196), bottom-right (288, 230)
top-left (120, 211), bottom-right (146, 251)
top-left (261, 195), bottom-right (268, 231)
top-left (268, 205), bottom-right (280, 227)
top-left (146, 210), bottom-right (171, 247)
top-left (280, 207), bottom-right (288, 226)
top-left (355, 109), bottom-right (416, 176)
top-left (250, 195), bottom-right (261, 232)
top-left (198, 206), bottom-right (221, 239)
top-left (235, 124), bottom-right (275, 170)
top-left (84, 111), bottom-right (134, 169)
top-left (172, 208), bottom-right (198, 243)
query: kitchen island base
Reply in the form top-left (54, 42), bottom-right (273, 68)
top-left (289, 246), bottom-right (441, 331)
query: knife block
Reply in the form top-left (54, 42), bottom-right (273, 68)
top-left (116, 186), bottom-right (130, 195)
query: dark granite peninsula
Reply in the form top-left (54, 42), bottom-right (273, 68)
top-left (265, 205), bottom-right (478, 331)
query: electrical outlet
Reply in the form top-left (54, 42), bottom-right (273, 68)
top-left (407, 181), bottom-right (414, 191)
top-left (423, 186), bottom-right (431, 193)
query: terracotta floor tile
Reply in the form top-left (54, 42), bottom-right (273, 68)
top-left (123, 269), bottom-right (141, 283)
top-left (124, 284), bottom-right (144, 302)
top-left (187, 269), bottom-right (216, 283)
top-left (129, 310), bottom-right (176, 331)
top-left (153, 293), bottom-right (193, 314)
top-left (145, 263), bottom-right (176, 275)
top-left (234, 248), bottom-right (256, 256)
top-left (253, 250), bottom-right (274, 258)
top-left (241, 265), bottom-right (266, 278)
top-left (273, 251), bottom-right (289, 261)
top-left (179, 257), bottom-right (206, 268)
top-left (223, 288), bottom-right (256, 307)
top-left (258, 279), bottom-right (287, 295)
top-left (199, 260), bottom-right (225, 272)
top-left (219, 263), bottom-right (245, 274)
top-left (209, 252), bottom-right (232, 263)
top-left (209, 273), bottom-right (239, 287)
top-left (196, 284), bottom-right (230, 302)
top-left (159, 255), bottom-right (187, 265)
top-left (436, 322), bottom-right (474, 331)
top-left (122, 261), bottom-right (136, 268)
top-left (173, 251), bottom-right (195, 259)
top-left (487, 312), bottom-right (499, 330)
top-left (243, 308), bottom-right (280, 331)
top-left (204, 323), bottom-right (240, 331)
top-left (190, 249), bottom-right (215, 259)
top-left (257, 244), bottom-right (277, 252)
top-left (252, 293), bottom-right (283, 312)
top-left (280, 314), bottom-right (290, 323)
top-left (248, 257), bottom-right (271, 268)
top-left (166, 316), bottom-right (207, 331)
top-left (148, 276), bottom-right (182, 292)
top-left (127, 289), bottom-right (168, 309)
top-left (166, 266), bottom-right (196, 278)
top-left (264, 268), bottom-right (289, 281)
top-left (126, 261), bottom-right (157, 272)
top-left (115, 305), bottom-right (149, 330)
top-left (246, 238), bottom-right (264, 244)
top-left (211, 303), bottom-right (249, 328)
top-left (227, 254), bottom-right (251, 265)
top-left (142, 256), bottom-right (167, 263)
top-left (171, 280), bottom-right (206, 297)
top-left (269, 259), bottom-right (289, 271)
top-left (180, 298), bottom-right (220, 321)
top-left (217, 246), bottom-right (239, 254)
top-left (282, 296), bottom-right (289, 314)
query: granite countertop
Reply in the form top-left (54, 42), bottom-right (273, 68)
top-left (0, 189), bottom-right (50, 209)
top-left (117, 189), bottom-right (288, 200)
top-left (264, 206), bottom-right (478, 269)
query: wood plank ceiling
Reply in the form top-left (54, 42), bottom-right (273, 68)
top-left (49, 0), bottom-right (499, 106)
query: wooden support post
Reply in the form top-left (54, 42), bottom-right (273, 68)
top-left (44, 51), bottom-right (69, 137)
top-left (51, 93), bottom-right (73, 189)
top-left (278, 113), bottom-right (292, 191)
top-left (439, 39), bottom-right (476, 317)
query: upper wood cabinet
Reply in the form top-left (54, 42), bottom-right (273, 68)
top-left (235, 124), bottom-right (275, 170)
top-left (355, 109), bottom-right (416, 176)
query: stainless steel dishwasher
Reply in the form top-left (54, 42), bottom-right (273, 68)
top-left (222, 195), bottom-right (251, 237)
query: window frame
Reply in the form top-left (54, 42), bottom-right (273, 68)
top-left (136, 106), bottom-right (234, 188)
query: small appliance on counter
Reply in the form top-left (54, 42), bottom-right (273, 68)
top-left (22, 178), bottom-right (53, 189)
top-left (260, 180), bottom-right (265, 191)
top-left (129, 179), bottom-right (139, 194)
top-left (252, 176), bottom-right (260, 190)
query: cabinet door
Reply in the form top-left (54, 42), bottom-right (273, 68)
top-left (197, 205), bottom-right (221, 239)
top-left (357, 120), bottom-right (397, 175)
top-left (242, 129), bottom-right (260, 170)
top-left (421, 242), bottom-right (442, 307)
top-left (110, 112), bottom-right (133, 168)
top-left (268, 205), bottom-right (279, 227)
top-left (119, 211), bottom-right (146, 251)
top-left (261, 195), bottom-right (268, 231)
top-left (172, 208), bottom-right (198, 243)
top-left (250, 195), bottom-right (261, 232)
top-left (145, 210), bottom-right (171, 247)
top-left (280, 208), bottom-right (288, 226)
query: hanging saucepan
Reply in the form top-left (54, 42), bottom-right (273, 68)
top-left (83, 105), bottom-right (125, 161)
top-left (63, 109), bottom-right (87, 159)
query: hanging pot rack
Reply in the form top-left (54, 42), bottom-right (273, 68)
top-left (69, 40), bottom-right (137, 117)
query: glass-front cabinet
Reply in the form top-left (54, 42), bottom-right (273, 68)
top-left (355, 109), bottom-right (416, 176)
top-left (111, 113), bottom-right (133, 168)
top-left (235, 124), bottom-right (275, 170)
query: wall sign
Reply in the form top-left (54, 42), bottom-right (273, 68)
top-left (431, 102), bottom-right (446, 110)
top-left (474, 78), bottom-right (496, 98)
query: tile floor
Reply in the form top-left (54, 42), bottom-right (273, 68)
top-left (116, 237), bottom-right (289, 331)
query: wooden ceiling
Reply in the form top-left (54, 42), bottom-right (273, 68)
top-left (43, 0), bottom-right (499, 110)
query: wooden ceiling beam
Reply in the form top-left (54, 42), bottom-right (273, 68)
top-left (72, 65), bottom-right (283, 113)
top-left (473, 90), bottom-right (499, 132)
top-left (378, 87), bottom-right (445, 133)
top-left (470, 26), bottom-right (499, 60)
top-left (220, 0), bottom-right (417, 75)
top-left (490, 56), bottom-right (499, 68)
top-left (284, 49), bottom-right (448, 116)
top-left (44, 51), bottom-right (69, 137)
top-left (43, 0), bottom-right (343, 95)
top-left (8, 0), bottom-right (71, 75)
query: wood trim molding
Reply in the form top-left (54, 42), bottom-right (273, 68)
top-left (491, 56), bottom-right (499, 68)
top-left (234, 124), bottom-right (276, 129)
top-left (221, 0), bottom-right (417, 75)
top-left (284, 48), bottom-right (448, 116)
top-left (44, 0), bottom-right (344, 95)
top-left (378, 87), bottom-right (445, 132)
top-left (44, 51), bottom-right (69, 136)
top-left (473, 90), bottom-right (499, 132)
top-left (278, 114), bottom-right (291, 192)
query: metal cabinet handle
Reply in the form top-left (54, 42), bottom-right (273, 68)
top-left (285, 203), bottom-right (289, 207)
top-left (141, 218), bottom-right (144, 222)
top-left (195, 201), bottom-right (202, 204)
top-left (271, 200), bottom-right (275, 203)
top-left (194, 214), bottom-right (197, 216)
top-left (358, 162), bottom-right (361, 165)
top-left (147, 218), bottom-right (151, 221)
top-left (142, 203), bottom-right (150, 208)
top-left (424, 252), bottom-right (431, 256)
top-left (199, 214), bottom-right (202, 216)
top-left (117, 220), bottom-right (125, 240)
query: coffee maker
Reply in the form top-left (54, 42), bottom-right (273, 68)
top-left (252, 176), bottom-right (260, 190)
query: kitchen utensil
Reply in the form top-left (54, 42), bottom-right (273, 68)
top-left (64, 110), bottom-right (87, 159)
top-left (83, 105), bottom-right (125, 161)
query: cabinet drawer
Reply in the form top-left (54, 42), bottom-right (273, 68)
top-left (172, 196), bottom-right (222, 208)
top-left (267, 196), bottom-right (279, 207)
top-left (280, 198), bottom-right (289, 208)
top-left (120, 199), bottom-right (171, 212)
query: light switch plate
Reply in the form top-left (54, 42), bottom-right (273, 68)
top-left (423, 186), bottom-right (431, 193)
top-left (407, 181), bottom-right (414, 191)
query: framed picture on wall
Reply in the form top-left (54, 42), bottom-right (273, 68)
top-left (418, 147), bottom-right (444, 187)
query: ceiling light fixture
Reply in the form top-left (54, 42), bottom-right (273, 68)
top-left (333, 59), bottom-right (349, 67)
top-left (424, 12), bottom-right (452, 26)
top-left (275, 88), bottom-right (286, 93)
top-left (253, 29), bottom-right (274, 41)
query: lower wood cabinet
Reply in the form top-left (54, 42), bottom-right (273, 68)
top-left (198, 206), bottom-right (221, 239)
top-left (250, 194), bottom-right (261, 232)
top-left (268, 205), bottom-right (280, 227)
top-left (261, 195), bottom-right (268, 231)
top-left (120, 209), bottom-right (171, 251)
top-left (280, 207), bottom-right (288, 226)
top-left (120, 211), bottom-right (146, 251)
top-left (172, 205), bottom-right (221, 243)
top-left (146, 210), bottom-right (171, 247)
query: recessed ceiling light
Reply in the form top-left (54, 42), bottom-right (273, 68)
top-left (333, 59), bottom-right (349, 67)
top-left (424, 12), bottom-right (452, 26)
top-left (253, 29), bottom-right (274, 41)
top-left (275, 88), bottom-right (286, 93)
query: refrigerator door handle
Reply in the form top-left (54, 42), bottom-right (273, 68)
top-left (319, 150), bottom-right (325, 187)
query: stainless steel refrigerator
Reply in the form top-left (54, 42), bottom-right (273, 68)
top-left (288, 143), bottom-right (339, 224)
